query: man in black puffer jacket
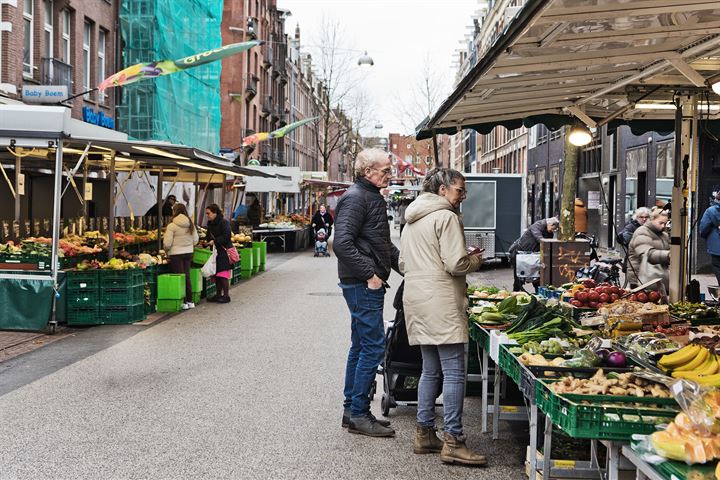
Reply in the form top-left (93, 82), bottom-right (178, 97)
top-left (335, 148), bottom-right (399, 438)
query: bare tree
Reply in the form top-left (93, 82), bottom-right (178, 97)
top-left (311, 17), bottom-right (373, 173)
top-left (393, 53), bottom-right (445, 134)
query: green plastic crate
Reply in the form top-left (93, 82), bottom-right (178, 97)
top-left (157, 274), bottom-right (185, 300)
top-left (66, 270), bottom-right (100, 290)
top-left (101, 286), bottom-right (144, 306)
top-left (498, 345), bottom-right (521, 386)
top-left (469, 322), bottom-right (490, 352)
top-left (205, 282), bottom-right (216, 298)
top-left (98, 303), bottom-right (145, 324)
top-left (535, 380), bottom-right (679, 441)
top-left (251, 246), bottom-right (261, 270)
top-left (190, 268), bottom-right (202, 293)
top-left (66, 289), bottom-right (100, 308)
top-left (240, 270), bottom-right (252, 279)
top-left (156, 298), bottom-right (183, 313)
top-left (192, 248), bottom-right (213, 266)
top-left (67, 307), bottom-right (99, 325)
top-left (240, 248), bottom-right (254, 270)
top-left (192, 291), bottom-right (201, 304)
top-left (252, 241), bottom-right (267, 265)
top-left (252, 265), bottom-right (259, 275)
top-left (99, 269), bottom-right (144, 288)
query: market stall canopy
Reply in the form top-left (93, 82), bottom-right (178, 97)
top-left (417, 0), bottom-right (720, 140)
top-left (243, 166), bottom-right (301, 193)
top-left (302, 179), bottom-right (353, 190)
top-left (0, 105), bottom-right (275, 180)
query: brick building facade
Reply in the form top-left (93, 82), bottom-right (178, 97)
top-left (1, 0), bottom-right (118, 122)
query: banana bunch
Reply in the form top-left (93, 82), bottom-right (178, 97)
top-left (658, 345), bottom-right (720, 386)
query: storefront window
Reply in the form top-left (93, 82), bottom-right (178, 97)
top-left (655, 140), bottom-right (674, 207)
top-left (625, 146), bottom-right (648, 223)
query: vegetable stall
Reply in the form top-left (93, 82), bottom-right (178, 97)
top-left (0, 105), bottom-right (277, 331)
top-left (467, 280), bottom-right (720, 480)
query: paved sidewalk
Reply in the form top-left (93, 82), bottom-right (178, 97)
top-left (0, 241), bottom-right (526, 479)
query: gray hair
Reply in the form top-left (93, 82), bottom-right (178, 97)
top-left (354, 148), bottom-right (389, 178)
top-left (632, 207), bottom-right (651, 221)
top-left (546, 217), bottom-right (560, 226)
top-left (422, 168), bottom-right (465, 194)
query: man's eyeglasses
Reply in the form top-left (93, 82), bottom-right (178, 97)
top-left (368, 167), bottom-right (392, 176)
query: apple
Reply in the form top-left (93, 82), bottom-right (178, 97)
top-left (575, 291), bottom-right (588, 302)
top-left (648, 291), bottom-right (661, 303)
top-left (571, 300), bottom-right (584, 308)
top-left (636, 292), bottom-right (649, 303)
top-left (588, 291), bottom-right (601, 303)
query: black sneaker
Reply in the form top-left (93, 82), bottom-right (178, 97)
top-left (207, 295), bottom-right (220, 303)
top-left (217, 296), bottom-right (231, 303)
top-left (348, 415), bottom-right (395, 437)
top-left (342, 410), bottom-right (391, 428)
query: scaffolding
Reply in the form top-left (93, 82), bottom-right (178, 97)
top-left (117, 0), bottom-right (222, 152)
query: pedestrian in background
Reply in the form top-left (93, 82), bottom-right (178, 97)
top-left (248, 196), bottom-right (263, 227)
top-left (699, 191), bottom-right (720, 285)
top-left (574, 198), bottom-right (588, 234)
top-left (627, 209), bottom-right (670, 292)
top-left (145, 194), bottom-right (176, 218)
top-left (163, 203), bottom-right (199, 310)
top-left (398, 198), bottom-right (411, 235)
top-left (400, 168), bottom-right (486, 466)
top-left (205, 204), bottom-right (233, 303)
top-left (509, 217), bottom-right (559, 291)
top-left (311, 204), bottom-right (334, 237)
top-left (334, 148), bottom-right (399, 438)
top-left (618, 207), bottom-right (651, 247)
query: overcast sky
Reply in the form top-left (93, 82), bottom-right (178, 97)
top-left (277, 0), bottom-right (480, 137)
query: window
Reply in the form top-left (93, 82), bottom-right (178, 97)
top-left (97, 30), bottom-right (106, 103)
top-left (23, 0), bottom-right (34, 76)
top-left (656, 141), bottom-right (675, 178)
top-left (61, 10), bottom-right (71, 64)
top-left (83, 21), bottom-right (91, 99)
top-left (43, 1), bottom-right (53, 58)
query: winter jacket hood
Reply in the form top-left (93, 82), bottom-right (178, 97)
top-left (163, 214), bottom-right (199, 256)
top-left (404, 192), bottom-right (455, 224)
top-left (399, 192), bottom-right (481, 346)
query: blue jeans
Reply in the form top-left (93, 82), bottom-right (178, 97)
top-left (417, 343), bottom-right (466, 437)
top-left (339, 282), bottom-right (386, 417)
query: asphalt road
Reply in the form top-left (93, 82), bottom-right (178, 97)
top-left (0, 233), bottom-right (527, 479)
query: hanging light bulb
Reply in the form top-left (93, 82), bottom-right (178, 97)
top-left (713, 81), bottom-right (720, 96)
top-left (357, 51), bottom-right (374, 67)
top-left (568, 124), bottom-right (592, 147)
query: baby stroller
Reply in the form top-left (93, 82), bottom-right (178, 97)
top-left (378, 281), bottom-right (441, 416)
top-left (314, 228), bottom-right (330, 257)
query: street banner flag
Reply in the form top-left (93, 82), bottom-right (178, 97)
top-left (98, 41), bottom-right (263, 92)
top-left (241, 117), bottom-right (319, 147)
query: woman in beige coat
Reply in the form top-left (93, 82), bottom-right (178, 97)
top-left (399, 168), bottom-right (485, 466)
top-left (163, 203), bottom-right (200, 309)
top-left (627, 209), bottom-right (670, 293)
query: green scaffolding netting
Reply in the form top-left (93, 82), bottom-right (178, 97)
top-left (117, 0), bottom-right (222, 152)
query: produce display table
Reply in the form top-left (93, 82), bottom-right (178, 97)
top-left (621, 446), bottom-right (666, 480)
top-left (252, 228), bottom-right (294, 252)
top-left (622, 445), bottom-right (719, 480)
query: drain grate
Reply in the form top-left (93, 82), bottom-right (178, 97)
top-left (307, 292), bottom-right (344, 297)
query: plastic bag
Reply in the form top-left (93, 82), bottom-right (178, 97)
top-left (561, 348), bottom-right (600, 368)
top-left (201, 247), bottom-right (217, 278)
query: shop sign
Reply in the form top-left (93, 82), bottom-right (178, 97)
top-left (22, 85), bottom-right (68, 103)
top-left (82, 106), bottom-right (115, 129)
top-left (17, 173), bottom-right (25, 195)
top-left (587, 191), bottom-right (601, 210)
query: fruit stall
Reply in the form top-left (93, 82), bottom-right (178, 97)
top-left (253, 214), bottom-right (313, 252)
top-left (467, 281), bottom-right (720, 480)
top-left (0, 105), bottom-right (278, 332)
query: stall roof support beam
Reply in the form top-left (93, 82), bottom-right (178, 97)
top-left (564, 106), bottom-right (597, 129)
top-left (668, 58), bottom-right (707, 87)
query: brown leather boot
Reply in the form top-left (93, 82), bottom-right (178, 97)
top-left (413, 425), bottom-right (444, 454)
top-left (440, 432), bottom-right (487, 466)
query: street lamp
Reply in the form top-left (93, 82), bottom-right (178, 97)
top-left (568, 123), bottom-right (592, 147)
top-left (357, 51), bottom-right (374, 66)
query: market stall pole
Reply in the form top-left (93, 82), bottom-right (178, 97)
top-left (668, 95), bottom-right (698, 303)
top-left (156, 167), bottom-right (163, 254)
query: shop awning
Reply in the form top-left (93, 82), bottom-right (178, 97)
top-left (302, 179), bottom-right (353, 190)
top-left (0, 105), bottom-right (275, 180)
top-left (243, 166), bottom-right (301, 193)
top-left (418, 0), bottom-right (720, 139)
